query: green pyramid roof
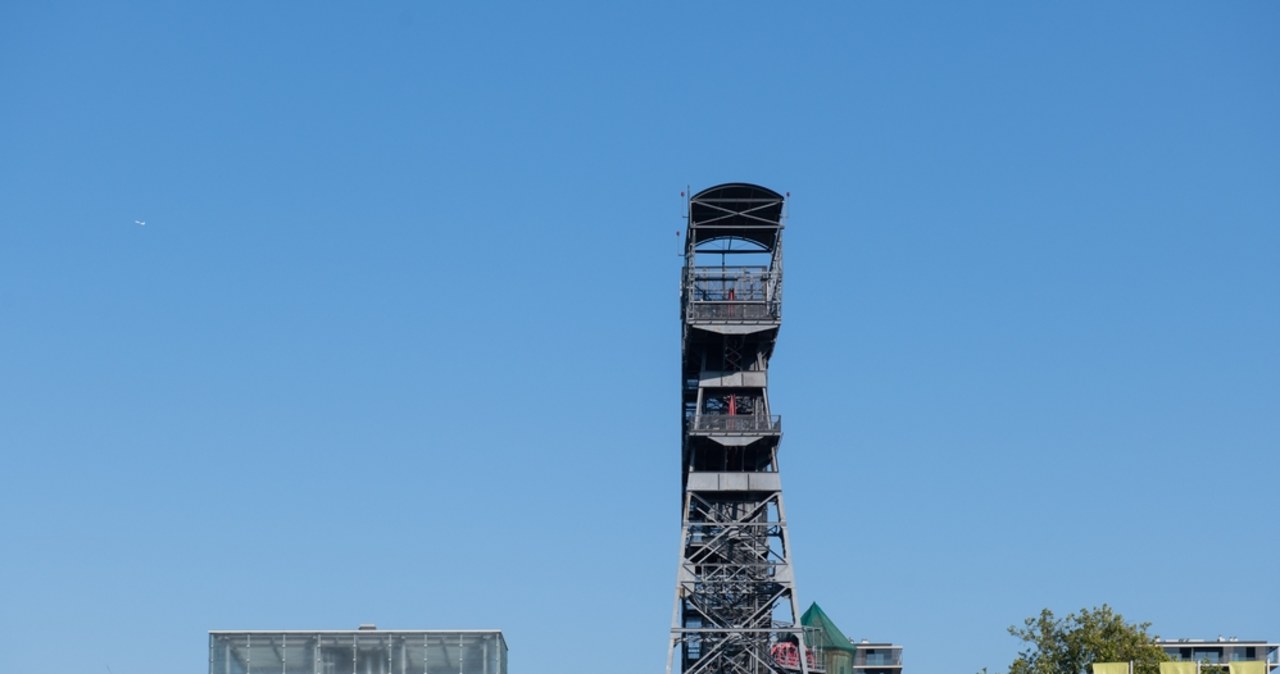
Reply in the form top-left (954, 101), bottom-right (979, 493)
top-left (800, 602), bottom-right (858, 654)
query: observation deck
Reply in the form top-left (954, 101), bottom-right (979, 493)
top-left (683, 266), bottom-right (781, 326)
top-left (681, 184), bottom-right (785, 336)
top-left (687, 413), bottom-right (782, 436)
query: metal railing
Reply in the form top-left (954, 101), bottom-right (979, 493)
top-left (686, 267), bottom-right (774, 299)
top-left (855, 649), bottom-right (903, 667)
top-left (683, 266), bottom-right (782, 323)
top-left (688, 414), bottom-right (781, 434)
top-left (770, 626), bottom-right (830, 672)
top-left (686, 302), bottom-right (780, 322)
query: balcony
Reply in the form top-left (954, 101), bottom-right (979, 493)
top-left (854, 644), bottom-right (904, 670)
top-left (687, 302), bottom-right (780, 323)
top-left (684, 267), bottom-right (781, 325)
top-left (687, 414), bottom-right (782, 435)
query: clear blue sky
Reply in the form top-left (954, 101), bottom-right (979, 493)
top-left (2, 2), bottom-right (1276, 673)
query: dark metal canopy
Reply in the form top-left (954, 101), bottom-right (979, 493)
top-left (688, 183), bottom-right (784, 251)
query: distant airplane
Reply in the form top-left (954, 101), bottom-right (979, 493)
top-left (135, 220), bottom-right (146, 227)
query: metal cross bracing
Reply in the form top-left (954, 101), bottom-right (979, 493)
top-left (668, 184), bottom-right (823, 674)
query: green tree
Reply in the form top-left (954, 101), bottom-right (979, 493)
top-left (1006, 605), bottom-right (1169, 674)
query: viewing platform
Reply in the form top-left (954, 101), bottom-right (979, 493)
top-left (686, 413), bottom-right (781, 435)
top-left (683, 266), bottom-right (781, 326)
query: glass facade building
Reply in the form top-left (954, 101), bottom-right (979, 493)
top-left (209, 630), bottom-right (507, 674)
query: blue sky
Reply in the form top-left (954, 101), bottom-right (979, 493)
top-left (1, 2), bottom-right (1277, 673)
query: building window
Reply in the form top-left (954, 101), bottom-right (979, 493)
top-left (1193, 649), bottom-right (1221, 664)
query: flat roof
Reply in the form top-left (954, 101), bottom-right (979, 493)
top-left (210, 630), bottom-right (503, 634)
top-left (1157, 639), bottom-right (1277, 645)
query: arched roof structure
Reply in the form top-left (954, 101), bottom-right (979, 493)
top-left (688, 183), bottom-right (785, 251)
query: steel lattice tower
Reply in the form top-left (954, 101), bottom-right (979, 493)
top-left (667, 184), bottom-right (814, 674)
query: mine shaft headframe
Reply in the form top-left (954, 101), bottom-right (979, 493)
top-left (671, 182), bottom-right (805, 674)
top-left (685, 183), bottom-right (786, 256)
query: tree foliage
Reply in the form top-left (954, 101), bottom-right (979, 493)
top-left (1006, 605), bottom-right (1169, 674)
